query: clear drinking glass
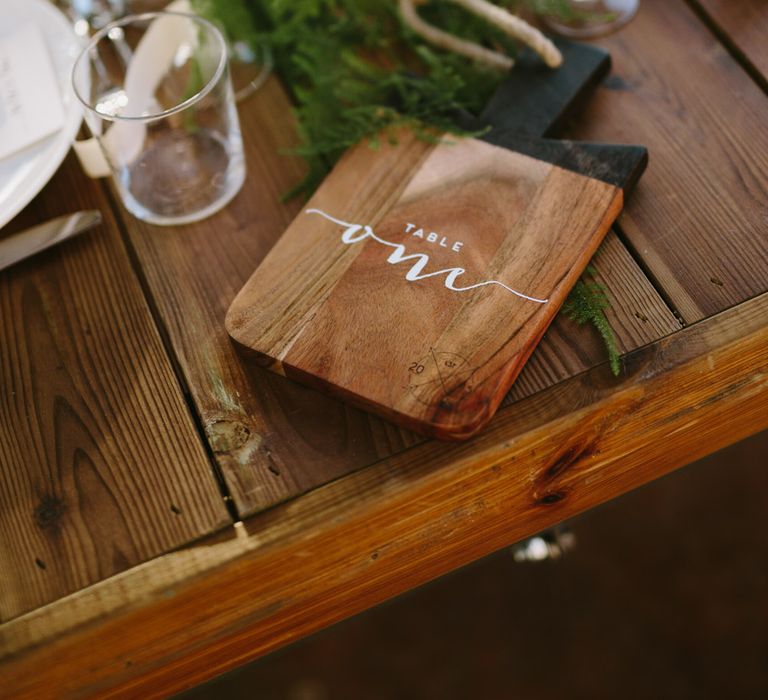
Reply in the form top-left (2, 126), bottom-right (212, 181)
top-left (537, 0), bottom-right (639, 38)
top-left (72, 11), bottom-right (245, 225)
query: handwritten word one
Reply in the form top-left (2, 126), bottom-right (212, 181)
top-left (306, 208), bottom-right (548, 304)
top-left (405, 223), bottom-right (464, 253)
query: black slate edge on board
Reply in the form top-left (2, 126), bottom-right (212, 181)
top-left (455, 38), bottom-right (648, 192)
top-left (478, 38), bottom-right (612, 138)
top-left (482, 133), bottom-right (648, 191)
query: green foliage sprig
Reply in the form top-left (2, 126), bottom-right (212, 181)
top-left (562, 267), bottom-right (621, 376)
top-left (194, 0), bottom-right (520, 195)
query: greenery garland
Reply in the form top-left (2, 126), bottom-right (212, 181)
top-left (193, 0), bottom-right (523, 194)
top-left (193, 0), bottom-right (621, 374)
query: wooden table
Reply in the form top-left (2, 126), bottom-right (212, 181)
top-left (1, 1), bottom-right (767, 696)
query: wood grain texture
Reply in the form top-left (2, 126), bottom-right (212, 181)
top-left (227, 136), bottom-right (625, 439)
top-left (695, 0), bottom-right (768, 83)
top-left (0, 155), bottom-right (230, 621)
top-left (119, 77), bottom-right (423, 516)
top-left (3, 291), bottom-right (767, 699)
top-left (118, 73), bottom-right (674, 510)
top-left (563, 0), bottom-right (768, 322)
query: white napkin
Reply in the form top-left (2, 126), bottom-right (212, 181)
top-left (0, 23), bottom-right (65, 161)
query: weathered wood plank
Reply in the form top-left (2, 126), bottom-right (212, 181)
top-left (2, 291), bottom-right (766, 699)
top-left (695, 0), bottom-right (768, 84)
top-left (119, 74), bottom-right (677, 512)
top-left (0, 154), bottom-right (230, 621)
top-left (563, 0), bottom-right (768, 322)
top-left (118, 77), bottom-right (422, 515)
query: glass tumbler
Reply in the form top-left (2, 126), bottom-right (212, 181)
top-left (537, 0), bottom-right (639, 38)
top-left (72, 11), bottom-right (245, 225)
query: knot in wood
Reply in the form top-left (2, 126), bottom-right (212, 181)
top-left (535, 490), bottom-right (568, 506)
top-left (206, 420), bottom-right (251, 453)
top-left (34, 494), bottom-right (67, 530)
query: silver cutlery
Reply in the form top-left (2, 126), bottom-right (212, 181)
top-left (0, 210), bottom-right (102, 272)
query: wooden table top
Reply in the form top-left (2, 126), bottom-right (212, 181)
top-left (2, 1), bottom-right (767, 696)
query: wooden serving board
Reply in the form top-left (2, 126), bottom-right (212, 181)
top-left (227, 43), bottom-right (648, 440)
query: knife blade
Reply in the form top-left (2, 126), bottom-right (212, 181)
top-left (0, 210), bottom-right (102, 272)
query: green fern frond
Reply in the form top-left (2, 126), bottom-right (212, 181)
top-left (193, 0), bottom-right (523, 196)
top-left (562, 267), bottom-right (621, 376)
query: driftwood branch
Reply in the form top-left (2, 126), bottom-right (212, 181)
top-left (399, 0), bottom-right (562, 71)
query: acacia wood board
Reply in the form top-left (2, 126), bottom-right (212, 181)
top-left (226, 43), bottom-right (647, 440)
top-left (227, 132), bottom-right (641, 439)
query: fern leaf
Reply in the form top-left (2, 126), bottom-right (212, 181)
top-left (562, 268), bottom-right (621, 376)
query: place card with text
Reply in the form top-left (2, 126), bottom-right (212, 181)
top-left (0, 23), bottom-right (65, 161)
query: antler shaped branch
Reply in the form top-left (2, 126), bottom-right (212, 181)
top-left (399, 0), bottom-right (562, 71)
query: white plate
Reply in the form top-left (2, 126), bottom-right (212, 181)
top-left (0, 0), bottom-right (83, 230)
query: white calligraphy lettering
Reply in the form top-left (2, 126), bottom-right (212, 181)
top-left (306, 209), bottom-right (548, 304)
